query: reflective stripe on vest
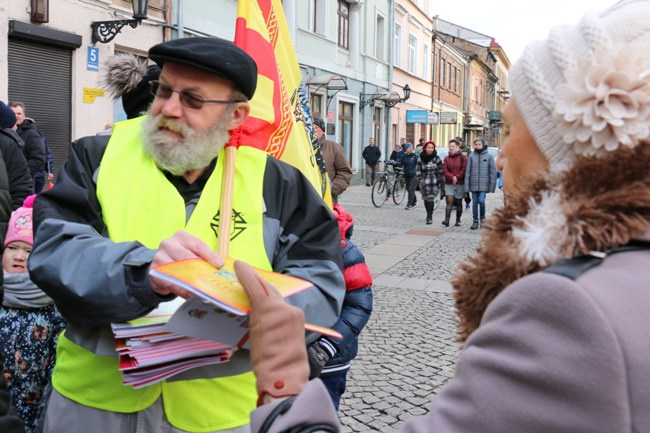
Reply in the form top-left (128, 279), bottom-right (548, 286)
top-left (53, 117), bottom-right (270, 432)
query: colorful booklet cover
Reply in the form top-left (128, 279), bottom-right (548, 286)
top-left (149, 257), bottom-right (313, 315)
top-left (150, 257), bottom-right (342, 339)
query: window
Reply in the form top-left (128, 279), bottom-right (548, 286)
top-left (338, 101), bottom-right (354, 162)
top-left (447, 62), bottom-right (452, 89)
top-left (455, 67), bottom-right (461, 94)
top-left (441, 58), bottom-right (446, 88)
top-left (394, 23), bottom-right (402, 67)
top-left (475, 78), bottom-right (479, 102)
top-left (337, 0), bottom-right (349, 50)
top-left (423, 44), bottom-right (429, 80)
top-left (312, 0), bottom-right (326, 35)
top-left (408, 34), bottom-right (417, 74)
top-left (376, 14), bottom-right (385, 60)
top-left (373, 107), bottom-right (382, 148)
top-left (310, 94), bottom-right (323, 120)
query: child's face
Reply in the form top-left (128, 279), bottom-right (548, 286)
top-left (2, 241), bottom-right (32, 274)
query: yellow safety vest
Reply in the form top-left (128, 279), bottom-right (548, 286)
top-left (52, 117), bottom-right (270, 432)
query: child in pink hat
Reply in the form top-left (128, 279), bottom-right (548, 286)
top-left (0, 195), bottom-right (65, 432)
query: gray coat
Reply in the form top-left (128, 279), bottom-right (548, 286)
top-left (464, 149), bottom-right (497, 193)
top-left (251, 239), bottom-right (650, 433)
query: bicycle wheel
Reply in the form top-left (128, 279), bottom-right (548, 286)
top-left (371, 177), bottom-right (389, 208)
top-left (392, 177), bottom-right (407, 205)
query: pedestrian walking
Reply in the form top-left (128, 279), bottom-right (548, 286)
top-left (464, 137), bottom-right (497, 229)
top-left (362, 137), bottom-right (381, 186)
top-left (399, 143), bottom-right (418, 209)
top-left (416, 141), bottom-right (443, 224)
top-left (456, 136), bottom-right (472, 210)
top-left (389, 142), bottom-right (403, 163)
top-left (442, 138), bottom-right (467, 226)
top-left (231, 3), bottom-right (650, 433)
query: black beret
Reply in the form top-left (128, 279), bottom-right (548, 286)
top-left (149, 37), bottom-right (258, 100)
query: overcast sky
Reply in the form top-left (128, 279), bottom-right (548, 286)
top-left (432, 0), bottom-right (618, 63)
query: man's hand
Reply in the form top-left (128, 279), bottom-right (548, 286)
top-left (149, 231), bottom-right (224, 298)
top-left (234, 260), bottom-right (309, 405)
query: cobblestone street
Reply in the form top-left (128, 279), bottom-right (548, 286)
top-left (336, 180), bottom-right (504, 432)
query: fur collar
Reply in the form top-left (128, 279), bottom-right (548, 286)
top-left (452, 144), bottom-right (650, 342)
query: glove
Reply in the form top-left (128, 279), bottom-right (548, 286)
top-left (307, 341), bottom-right (332, 379)
top-left (234, 261), bottom-right (309, 405)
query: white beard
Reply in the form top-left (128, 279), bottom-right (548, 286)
top-left (141, 112), bottom-right (232, 176)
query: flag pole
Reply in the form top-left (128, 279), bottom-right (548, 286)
top-left (218, 144), bottom-right (237, 257)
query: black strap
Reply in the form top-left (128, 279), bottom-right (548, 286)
top-left (543, 240), bottom-right (650, 280)
top-left (257, 395), bottom-right (339, 433)
top-left (258, 397), bottom-right (296, 433)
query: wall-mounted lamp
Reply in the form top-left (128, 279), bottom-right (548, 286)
top-left (359, 84), bottom-right (411, 111)
top-left (30, 0), bottom-right (49, 23)
top-left (91, 0), bottom-right (149, 45)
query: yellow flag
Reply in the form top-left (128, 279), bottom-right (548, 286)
top-left (232, 0), bottom-right (332, 206)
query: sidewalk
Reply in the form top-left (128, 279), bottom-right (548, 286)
top-left (338, 182), bottom-right (504, 294)
top-left (336, 182), bottom-right (505, 432)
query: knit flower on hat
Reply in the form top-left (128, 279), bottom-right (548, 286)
top-left (553, 44), bottom-right (650, 157)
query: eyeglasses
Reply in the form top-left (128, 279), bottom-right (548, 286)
top-left (149, 80), bottom-right (243, 110)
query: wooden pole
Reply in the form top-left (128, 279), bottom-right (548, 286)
top-left (218, 145), bottom-right (237, 257)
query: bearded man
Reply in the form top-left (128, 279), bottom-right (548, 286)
top-left (28, 37), bottom-right (344, 433)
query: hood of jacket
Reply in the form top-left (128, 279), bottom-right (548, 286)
top-left (452, 143), bottom-right (650, 342)
top-left (17, 118), bottom-right (37, 132)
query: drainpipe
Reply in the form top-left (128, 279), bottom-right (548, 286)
top-left (385, 0), bottom-right (394, 159)
top-left (177, 0), bottom-right (184, 38)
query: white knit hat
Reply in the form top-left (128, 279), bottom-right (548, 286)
top-left (510, 0), bottom-right (650, 171)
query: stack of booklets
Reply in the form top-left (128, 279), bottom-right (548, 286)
top-left (112, 258), bottom-right (340, 388)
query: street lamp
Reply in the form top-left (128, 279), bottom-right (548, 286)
top-left (359, 83), bottom-right (411, 111)
top-left (91, 0), bottom-right (149, 45)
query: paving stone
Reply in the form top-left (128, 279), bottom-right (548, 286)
top-left (333, 185), bottom-right (500, 431)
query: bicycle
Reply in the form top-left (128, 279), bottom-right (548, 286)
top-left (371, 161), bottom-right (407, 208)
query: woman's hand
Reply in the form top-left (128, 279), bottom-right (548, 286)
top-left (234, 261), bottom-right (309, 405)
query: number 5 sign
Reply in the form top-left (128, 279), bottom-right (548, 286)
top-left (87, 46), bottom-right (99, 72)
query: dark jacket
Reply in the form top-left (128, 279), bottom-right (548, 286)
top-left (318, 205), bottom-right (372, 372)
top-left (390, 149), bottom-right (403, 162)
top-left (0, 129), bottom-right (32, 210)
top-left (443, 150), bottom-right (467, 184)
top-left (362, 145), bottom-right (381, 166)
top-left (0, 150), bottom-right (11, 251)
top-left (30, 134), bottom-right (344, 330)
top-left (399, 152), bottom-right (419, 178)
top-left (15, 119), bottom-right (45, 180)
top-left (0, 360), bottom-right (24, 433)
top-left (464, 148), bottom-right (497, 193)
